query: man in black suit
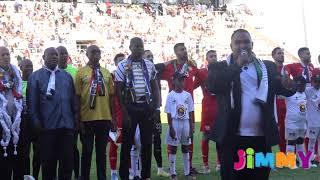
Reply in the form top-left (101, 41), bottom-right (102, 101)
top-left (207, 29), bottom-right (295, 180)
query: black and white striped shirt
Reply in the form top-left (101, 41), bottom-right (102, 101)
top-left (115, 58), bottom-right (156, 103)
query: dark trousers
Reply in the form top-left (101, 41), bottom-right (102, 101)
top-left (59, 131), bottom-right (80, 179)
top-left (153, 110), bottom-right (162, 168)
top-left (80, 120), bottom-right (111, 180)
top-left (40, 128), bottom-right (74, 180)
top-left (153, 133), bottom-right (162, 168)
top-left (73, 132), bottom-right (80, 178)
top-left (120, 103), bottom-right (153, 179)
top-left (0, 126), bottom-right (24, 180)
top-left (22, 114), bottom-right (41, 179)
top-left (219, 136), bottom-right (271, 180)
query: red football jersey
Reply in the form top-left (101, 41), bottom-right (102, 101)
top-left (284, 62), bottom-right (314, 81)
top-left (112, 74), bottom-right (122, 128)
top-left (161, 60), bottom-right (198, 95)
top-left (193, 68), bottom-right (217, 132)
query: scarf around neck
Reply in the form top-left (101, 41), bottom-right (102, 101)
top-left (226, 55), bottom-right (268, 109)
top-left (126, 57), bottom-right (152, 104)
top-left (89, 64), bottom-right (106, 109)
top-left (44, 66), bottom-right (58, 96)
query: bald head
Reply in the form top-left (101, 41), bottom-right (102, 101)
top-left (0, 46), bottom-right (10, 69)
top-left (129, 37), bottom-right (144, 60)
top-left (86, 45), bottom-right (101, 66)
top-left (43, 47), bottom-right (59, 70)
top-left (57, 46), bottom-right (69, 69)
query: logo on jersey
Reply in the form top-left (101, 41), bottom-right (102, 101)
top-left (299, 103), bottom-right (306, 113)
top-left (176, 104), bottom-right (186, 119)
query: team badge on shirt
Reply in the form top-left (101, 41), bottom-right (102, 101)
top-left (299, 103), bottom-right (306, 113)
top-left (177, 104), bottom-right (186, 119)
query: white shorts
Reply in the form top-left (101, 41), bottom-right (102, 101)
top-left (285, 128), bottom-right (306, 140)
top-left (165, 119), bottom-right (191, 146)
top-left (307, 127), bottom-right (320, 139)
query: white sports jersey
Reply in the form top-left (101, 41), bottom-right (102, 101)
top-left (285, 92), bottom-right (307, 129)
top-left (165, 90), bottom-right (194, 120)
top-left (305, 87), bottom-right (320, 128)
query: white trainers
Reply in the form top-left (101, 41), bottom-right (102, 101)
top-left (200, 166), bottom-right (211, 174)
top-left (157, 168), bottom-right (170, 177)
top-left (111, 172), bottom-right (119, 180)
top-left (215, 164), bottom-right (221, 172)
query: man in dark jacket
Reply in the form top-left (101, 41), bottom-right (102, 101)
top-left (207, 29), bottom-right (295, 180)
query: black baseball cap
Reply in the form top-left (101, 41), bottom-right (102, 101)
top-left (172, 71), bottom-right (187, 80)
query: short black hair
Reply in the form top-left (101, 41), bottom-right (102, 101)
top-left (231, 29), bottom-right (251, 40)
top-left (298, 47), bottom-right (309, 56)
top-left (318, 54), bottom-right (320, 60)
top-left (206, 50), bottom-right (216, 56)
top-left (113, 53), bottom-right (125, 63)
top-left (271, 47), bottom-right (282, 57)
top-left (174, 43), bottom-right (185, 52)
top-left (19, 59), bottom-right (33, 68)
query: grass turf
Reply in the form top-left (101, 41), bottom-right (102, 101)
top-left (33, 105), bottom-right (320, 179)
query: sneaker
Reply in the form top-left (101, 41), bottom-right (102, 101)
top-left (111, 172), bottom-right (118, 180)
top-left (200, 166), bottom-right (211, 174)
top-left (310, 160), bottom-right (318, 168)
top-left (185, 173), bottom-right (196, 180)
top-left (129, 174), bottom-right (134, 180)
top-left (171, 174), bottom-right (178, 180)
top-left (190, 167), bottom-right (200, 175)
top-left (215, 164), bottom-right (221, 172)
top-left (157, 168), bottom-right (170, 177)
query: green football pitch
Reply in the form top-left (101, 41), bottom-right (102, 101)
top-left (33, 105), bottom-right (320, 180)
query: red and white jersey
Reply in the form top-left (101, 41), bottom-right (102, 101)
top-left (285, 92), bottom-right (307, 129)
top-left (161, 60), bottom-right (198, 96)
top-left (283, 62), bottom-right (314, 84)
top-left (193, 68), bottom-right (218, 131)
top-left (305, 87), bottom-right (320, 128)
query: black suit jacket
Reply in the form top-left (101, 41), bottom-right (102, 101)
top-left (207, 59), bottom-right (295, 147)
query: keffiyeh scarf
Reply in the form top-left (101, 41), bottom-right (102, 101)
top-left (89, 65), bottom-right (106, 109)
top-left (226, 55), bottom-right (268, 109)
top-left (0, 65), bottom-right (23, 157)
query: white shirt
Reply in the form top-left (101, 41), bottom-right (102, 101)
top-left (165, 90), bottom-right (194, 120)
top-left (285, 92), bottom-right (307, 129)
top-left (238, 62), bottom-right (263, 136)
top-left (305, 87), bottom-right (320, 127)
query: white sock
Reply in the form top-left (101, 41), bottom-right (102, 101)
top-left (157, 167), bottom-right (163, 172)
top-left (183, 153), bottom-right (190, 176)
top-left (111, 170), bottom-right (118, 174)
top-left (308, 138), bottom-right (317, 161)
top-left (296, 144), bottom-right (305, 154)
top-left (138, 156), bottom-right (142, 177)
top-left (169, 154), bottom-right (176, 175)
top-left (130, 148), bottom-right (139, 176)
top-left (296, 143), bottom-right (305, 165)
top-left (286, 144), bottom-right (295, 153)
